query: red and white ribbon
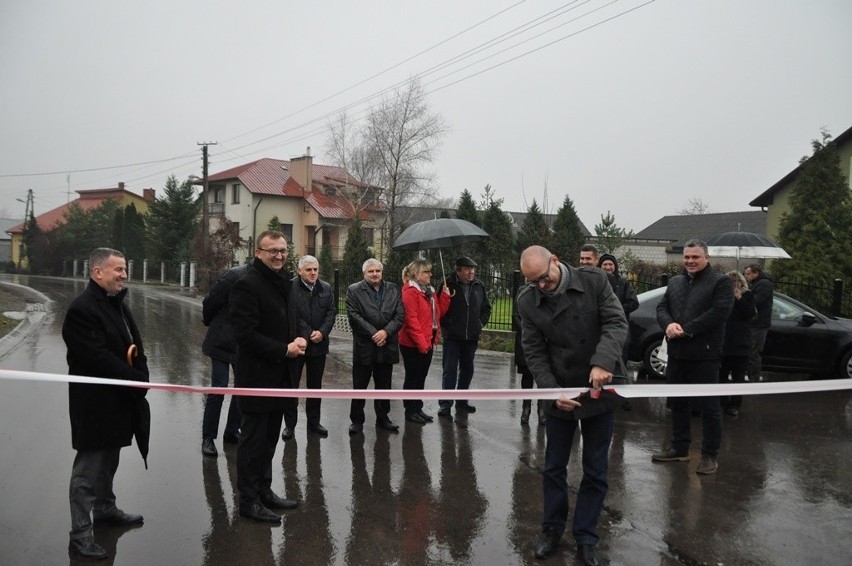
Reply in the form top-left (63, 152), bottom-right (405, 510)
top-left (0, 369), bottom-right (849, 399)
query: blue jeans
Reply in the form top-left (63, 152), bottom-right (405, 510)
top-left (542, 410), bottom-right (614, 545)
top-left (202, 358), bottom-right (241, 440)
top-left (666, 357), bottom-right (722, 457)
top-left (440, 339), bottom-right (477, 409)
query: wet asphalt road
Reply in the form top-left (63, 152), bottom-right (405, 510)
top-left (0, 274), bottom-right (850, 566)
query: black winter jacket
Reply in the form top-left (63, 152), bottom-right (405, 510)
top-left (202, 264), bottom-right (248, 363)
top-left (64, 281), bottom-right (149, 451)
top-left (439, 272), bottom-right (491, 341)
top-left (724, 289), bottom-right (755, 358)
top-left (657, 264), bottom-right (734, 360)
top-left (749, 273), bottom-right (774, 329)
top-left (230, 258), bottom-right (299, 413)
top-left (291, 276), bottom-right (336, 357)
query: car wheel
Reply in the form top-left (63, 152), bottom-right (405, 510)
top-left (643, 339), bottom-right (667, 380)
top-left (839, 349), bottom-right (852, 379)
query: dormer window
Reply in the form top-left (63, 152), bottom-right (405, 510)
top-left (326, 187), bottom-right (337, 196)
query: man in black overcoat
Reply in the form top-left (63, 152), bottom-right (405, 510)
top-left (63, 248), bottom-right (150, 561)
top-left (230, 230), bottom-right (306, 524)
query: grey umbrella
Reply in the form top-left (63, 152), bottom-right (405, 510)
top-left (706, 231), bottom-right (791, 264)
top-left (392, 218), bottom-right (489, 282)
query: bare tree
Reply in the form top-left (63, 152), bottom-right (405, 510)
top-left (678, 196), bottom-right (712, 215)
top-left (364, 79), bottom-right (447, 254)
top-left (324, 111), bottom-right (384, 216)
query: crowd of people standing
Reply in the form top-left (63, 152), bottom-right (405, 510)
top-left (62, 236), bottom-right (774, 565)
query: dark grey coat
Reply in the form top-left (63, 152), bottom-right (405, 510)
top-left (656, 264), bottom-right (734, 360)
top-left (202, 264), bottom-right (248, 364)
top-left (64, 281), bottom-right (149, 451)
top-left (230, 258), bottom-right (299, 413)
top-left (517, 264), bottom-right (628, 419)
top-left (346, 279), bottom-right (404, 366)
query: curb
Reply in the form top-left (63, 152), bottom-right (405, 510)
top-left (0, 281), bottom-right (53, 360)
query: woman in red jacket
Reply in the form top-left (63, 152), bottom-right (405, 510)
top-left (399, 259), bottom-right (451, 424)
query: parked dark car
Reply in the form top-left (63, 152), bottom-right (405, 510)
top-left (628, 287), bottom-right (852, 379)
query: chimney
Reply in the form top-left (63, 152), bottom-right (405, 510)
top-left (143, 188), bottom-right (156, 202)
top-left (289, 148), bottom-right (313, 193)
top-left (118, 182), bottom-right (125, 191)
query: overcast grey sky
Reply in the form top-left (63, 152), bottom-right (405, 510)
top-left (1, 0), bottom-right (850, 232)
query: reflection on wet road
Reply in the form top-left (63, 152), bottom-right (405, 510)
top-left (0, 274), bottom-right (850, 565)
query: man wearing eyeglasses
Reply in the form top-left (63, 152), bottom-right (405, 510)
top-left (517, 245), bottom-right (627, 565)
top-left (230, 230), bottom-right (307, 524)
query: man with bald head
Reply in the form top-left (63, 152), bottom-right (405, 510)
top-left (517, 245), bottom-right (627, 565)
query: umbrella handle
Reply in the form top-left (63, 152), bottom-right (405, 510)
top-left (126, 344), bottom-right (138, 366)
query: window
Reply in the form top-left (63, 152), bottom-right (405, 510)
top-left (213, 185), bottom-right (225, 203)
top-left (363, 227), bottom-right (374, 246)
top-left (232, 183), bottom-right (241, 204)
top-left (326, 187), bottom-right (337, 196)
top-left (281, 224), bottom-right (293, 243)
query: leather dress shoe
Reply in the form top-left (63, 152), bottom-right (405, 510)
top-left (418, 410), bottom-right (434, 422)
top-left (577, 543), bottom-right (600, 566)
top-left (259, 491), bottom-right (298, 510)
top-left (349, 423), bottom-right (363, 435)
top-left (376, 419), bottom-right (400, 432)
top-left (202, 438), bottom-right (217, 457)
top-left (405, 412), bottom-right (428, 424)
top-left (222, 432), bottom-right (241, 444)
top-left (69, 537), bottom-right (108, 560)
top-left (281, 427), bottom-right (295, 441)
top-left (534, 528), bottom-right (560, 559)
top-left (239, 501), bottom-right (281, 524)
top-left (458, 403), bottom-right (476, 413)
top-left (93, 510), bottom-right (144, 526)
top-left (308, 423), bottom-right (329, 437)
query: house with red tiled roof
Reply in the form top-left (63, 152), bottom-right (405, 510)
top-left (206, 153), bottom-right (384, 261)
top-left (5, 183), bottom-right (155, 266)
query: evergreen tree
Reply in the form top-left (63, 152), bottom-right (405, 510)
top-left (144, 175), bottom-right (201, 262)
top-left (774, 130), bottom-right (852, 294)
top-left (267, 216), bottom-right (282, 231)
top-left (319, 243), bottom-right (335, 284)
top-left (57, 200), bottom-right (122, 267)
top-left (516, 199), bottom-right (553, 253)
top-left (594, 210), bottom-right (633, 254)
top-left (456, 189), bottom-right (480, 226)
top-left (480, 196), bottom-right (516, 278)
top-left (552, 194), bottom-right (585, 262)
top-left (341, 217), bottom-right (371, 287)
top-left (123, 203), bottom-right (146, 261)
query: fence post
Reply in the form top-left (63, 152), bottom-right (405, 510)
top-left (143, 259), bottom-right (148, 283)
top-left (511, 270), bottom-right (521, 328)
top-left (333, 269), bottom-right (340, 315)
top-left (661, 273), bottom-right (669, 287)
top-left (831, 278), bottom-right (843, 317)
top-left (160, 262), bottom-right (166, 284)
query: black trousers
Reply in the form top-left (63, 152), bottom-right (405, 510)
top-left (236, 409), bottom-right (284, 507)
top-left (283, 355), bottom-right (327, 429)
top-left (349, 363), bottom-right (393, 424)
top-left (400, 345), bottom-right (434, 415)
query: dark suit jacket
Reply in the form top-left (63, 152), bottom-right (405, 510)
top-left (230, 258), bottom-right (299, 413)
top-left (63, 280), bottom-right (149, 450)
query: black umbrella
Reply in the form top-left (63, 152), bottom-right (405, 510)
top-left (706, 231), bottom-right (791, 263)
top-left (133, 397), bottom-right (150, 469)
top-left (392, 218), bottom-right (489, 281)
top-left (127, 344), bottom-right (150, 469)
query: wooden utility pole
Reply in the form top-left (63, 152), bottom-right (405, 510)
top-left (197, 142), bottom-right (217, 259)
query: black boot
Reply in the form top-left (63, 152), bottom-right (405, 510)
top-left (520, 400), bottom-right (531, 425)
top-left (537, 400), bottom-right (546, 426)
